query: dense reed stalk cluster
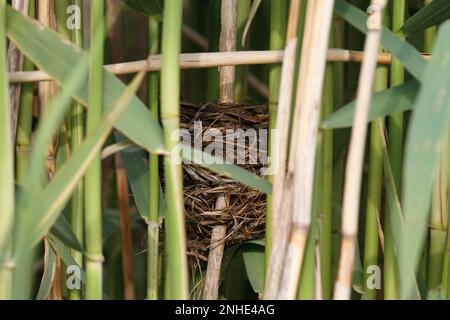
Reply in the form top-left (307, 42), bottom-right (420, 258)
top-left (1, 0), bottom-right (450, 301)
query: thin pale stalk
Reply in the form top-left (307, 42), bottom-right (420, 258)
top-left (218, 0), bottom-right (238, 103)
top-left (147, 16), bottom-right (160, 301)
top-left (319, 61), bottom-right (334, 300)
top-left (278, 0), bottom-right (335, 299)
top-left (265, 0), bottom-right (287, 273)
top-left (85, 0), bottom-right (104, 300)
top-left (333, 0), bottom-right (387, 300)
top-left (9, 49), bottom-right (433, 84)
top-left (264, 0), bottom-right (301, 299)
top-left (7, 0), bottom-right (29, 146)
top-left (0, 0), bottom-right (15, 300)
top-left (161, 0), bottom-right (188, 299)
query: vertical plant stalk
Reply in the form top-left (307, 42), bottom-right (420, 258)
top-left (115, 154), bottom-right (135, 300)
top-left (234, 0), bottom-right (250, 102)
top-left (147, 15), bottom-right (160, 301)
top-left (15, 0), bottom-right (35, 181)
top-left (363, 69), bottom-right (387, 300)
top-left (333, 0), bottom-right (387, 300)
top-left (442, 133), bottom-right (450, 298)
top-left (7, 0), bottom-right (29, 146)
top-left (161, 0), bottom-right (189, 300)
top-left (206, 0), bottom-right (220, 101)
top-left (277, 0), bottom-right (335, 300)
top-left (69, 0), bottom-right (85, 301)
top-left (85, 0), bottom-right (105, 300)
top-left (384, 0), bottom-right (405, 300)
top-left (218, 0), bottom-right (238, 103)
top-left (363, 11), bottom-right (388, 300)
top-left (0, 0), bottom-right (15, 301)
top-left (202, 218), bottom-right (226, 300)
top-left (38, 0), bottom-right (61, 298)
top-left (204, 0), bottom-right (238, 299)
top-left (264, 0), bottom-right (300, 299)
top-left (265, 0), bottom-right (287, 272)
top-left (319, 56), bottom-right (335, 300)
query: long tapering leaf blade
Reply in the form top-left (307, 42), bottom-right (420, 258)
top-left (334, 0), bottom-right (426, 80)
top-left (400, 22), bottom-right (450, 299)
top-left (6, 5), bottom-right (270, 194)
top-left (400, 0), bottom-right (450, 35)
top-left (322, 81), bottom-right (419, 129)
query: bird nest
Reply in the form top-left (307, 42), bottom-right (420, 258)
top-left (180, 102), bottom-right (268, 260)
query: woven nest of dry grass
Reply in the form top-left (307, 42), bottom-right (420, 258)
top-left (180, 102), bottom-right (268, 260)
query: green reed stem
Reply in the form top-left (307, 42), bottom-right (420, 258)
top-left (160, 0), bottom-right (189, 299)
top-left (265, 0), bottom-right (287, 274)
top-left (69, 0), bottom-right (85, 300)
top-left (363, 56), bottom-right (388, 300)
top-left (384, 0), bottom-right (405, 300)
top-left (15, 0), bottom-right (35, 181)
top-left (234, 0), bottom-right (250, 102)
top-left (85, 0), bottom-right (104, 300)
top-left (441, 132), bottom-right (450, 298)
top-left (0, 0), bottom-right (15, 300)
top-left (207, 0), bottom-right (220, 101)
top-left (147, 16), bottom-right (160, 300)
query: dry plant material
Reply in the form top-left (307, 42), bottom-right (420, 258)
top-left (202, 224), bottom-right (226, 300)
top-left (8, 49), bottom-right (432, 84)
top-left (179, 103), bottom-right (267, 258)
top-left (7, 0), bottom-right (29, 144)
top-left (276, 0), bottom-right (335, 299)
top-left (115, 153), bottom-right (135, 300)
top-left (264, 0), bottom-right (301, 300)
top-left (333, 0), bottom-right (388, 300)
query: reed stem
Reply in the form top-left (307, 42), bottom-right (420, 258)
top-left (147, 16), bottom-right (160, 301)
top-left (206, 0), bottom-right (220, 101)
top-left (68, 0), bottom-right (85, 301)
top-left (319, 58), bottom-right (335, 301)
top-left (234, 0), bottom-right (250, 102)
top-left (160, 0), bottom-right (189, 299)
top-left (0, 0), bottom-right (15, 300)
top-left (265, 0), bottom-right (287, 273)
top-left (85, 0), bottom-right (105, 300)
top-left (384, 0), bottom-right (405, 300)
top-left (334, 0), bottom-right (387, 300)
top-left (15, 0), bottom-right (35, 181)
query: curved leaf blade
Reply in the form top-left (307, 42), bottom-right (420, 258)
top-left (322, 81), bottom-right (419, 129)
top-left (400, 0), bottom-right (450, 35)
top-left (334, 0), bottom-right (426, 80)
top-left (400, 22), bottom-right (450, 299)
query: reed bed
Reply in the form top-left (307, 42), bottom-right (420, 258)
top-left (0, 0), bottom-right (450, 302)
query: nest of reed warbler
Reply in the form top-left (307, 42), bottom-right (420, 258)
top-left (179, 102), bottom-right (268, 261)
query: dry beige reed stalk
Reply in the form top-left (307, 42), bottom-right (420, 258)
top-left (277, 0), bottom-right (335, 300)
top-left (333, 0), bottom-right (387, 300)
top-left (264, 0), bottom-right (301, 300)
top-left (6, 0), bottom-right (29, 145)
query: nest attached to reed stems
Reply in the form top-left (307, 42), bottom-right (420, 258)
top-left (180, 102), bottom-right (268, 260)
